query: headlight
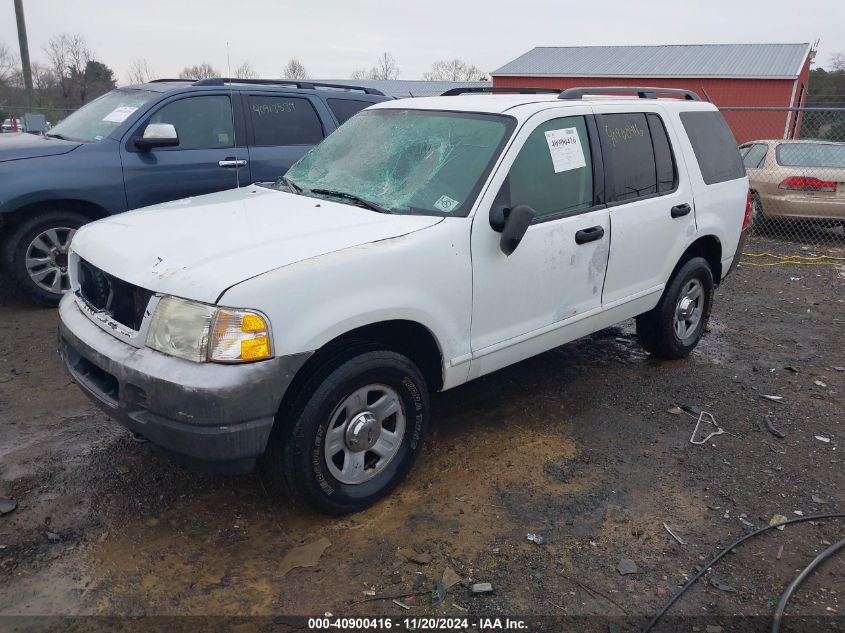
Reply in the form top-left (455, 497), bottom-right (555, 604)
top-left (145, 296), bottom-right (272, 363)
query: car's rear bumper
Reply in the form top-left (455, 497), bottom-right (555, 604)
top-left (58, 293), bottom-right (311, 464)
top-left (758, 193), bottom-right (845, 221)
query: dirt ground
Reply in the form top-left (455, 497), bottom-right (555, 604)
top-left (0, 235), bottom-right (843, 632)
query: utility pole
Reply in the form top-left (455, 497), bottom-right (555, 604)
top-left (14, 0), bottom-right (34, 109)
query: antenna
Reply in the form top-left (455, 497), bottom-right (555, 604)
top-left (226, 41), bottom-right (240, 189)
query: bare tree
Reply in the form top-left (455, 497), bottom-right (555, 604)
top-left (178, 63), bottom-right (219, 80)
top-left (281, 58), bottom-right (309, 80)
top-left (423, 58), bottom-right (485, 81)
top-left (127, 58), bottom-right (155, 85)
top-left (350, 67), bottom-right (369, 80)
top-left (0, 42), bottom-right (18, 85)
top-left (369, 52), bottom-right (399, 80)
top-left (43, 33), bottom-right (92, 105)
top-left (831, 52), bottom-right (845, 71)
top-left (29, 62), bottom-right (58, 106)
top-left (234, 61), bottom-right (258, 79)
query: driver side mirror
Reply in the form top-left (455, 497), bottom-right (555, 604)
top-left (489, 204), bottom-right (536, 255)
top-left (134, 123), bottom-right (179, 150)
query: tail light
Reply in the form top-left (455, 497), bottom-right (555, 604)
top-left (778, 176), bottom-right (836, 192)
top-left (743, 190), bottom-right (752, 230)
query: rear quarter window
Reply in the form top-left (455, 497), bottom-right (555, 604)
top-left (679, 111), bottom-right (745, 185)
top-left (327, 99), bottom-right (372, 125)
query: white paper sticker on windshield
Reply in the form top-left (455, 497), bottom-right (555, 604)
top-left (544, 127), bottom-right (586, 173)
top-left (102, 106), bottom-right (138, 123)
top-left (434, 195), bottom-right (460, 213)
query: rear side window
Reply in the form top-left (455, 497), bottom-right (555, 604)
top-left (327, 99), bottom-right (372, 125)
top-left (741, 143), bottom-right (768, 169)
top-left (598, 112), bottom-right (668, 203)
top-left (247, 96), bottom-right (323, 146)
top-left (680, 111), bottom-right (745, 184)
top-left (500, 115), bottom-right (594, 220)
top-left (776, 143), bottom-right (845, 168)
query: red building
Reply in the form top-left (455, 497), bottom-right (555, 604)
top-left (491, 44), bottom-right (813, 144)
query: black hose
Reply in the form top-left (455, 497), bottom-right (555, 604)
top-left (771, 536), bottom-right (845, 633)
top-left (641, 512), bottom-right (845, 633)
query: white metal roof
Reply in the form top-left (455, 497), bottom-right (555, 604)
top-left (492, 44), bottom-right (811, 80)
top-left (370, 93), bottom-right (718, 121)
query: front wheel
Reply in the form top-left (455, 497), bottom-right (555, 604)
top-left (4, 211), bottom-right (89, 306)
top-left (636, 256), bottom-right (714, 359)
top-left (264, 350), bottom-right (429, 514)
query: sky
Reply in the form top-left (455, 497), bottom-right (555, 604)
top-left (1, 0), bottom-right (843, 84)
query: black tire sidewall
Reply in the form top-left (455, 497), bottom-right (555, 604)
top-left (283, 351), bottom-right (429, 514)
top-left (751, 192), bottom-right (764, 223)
top-left (5, 211), bottom-right (89, 306)
top-left (663, 257), bottom-right (714, 354)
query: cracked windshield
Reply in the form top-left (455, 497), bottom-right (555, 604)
top-left (281, 109), bottom-right (513, 215)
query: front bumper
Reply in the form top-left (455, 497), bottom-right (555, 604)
top-left (58, 294), bottom-right (311, 463)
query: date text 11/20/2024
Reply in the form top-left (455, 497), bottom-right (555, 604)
top-left (307, 617), bottom-right (529, 630)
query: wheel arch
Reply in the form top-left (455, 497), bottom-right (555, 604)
top-left (677, 234), bottom-right (722, 284)
top-left (275, 319), bottom-right (444, 432)
top-left (1, 198), bottom-right (109, 236)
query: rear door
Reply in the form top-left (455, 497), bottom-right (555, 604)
top-left (597, 106), bottom-right (696, 305)
top-left (120, 93), bottom-right (249, 210)
top-left (243, 92), bottom-right (328, 182)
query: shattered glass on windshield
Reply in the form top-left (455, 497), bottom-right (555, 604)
top-left (282, 109), bottom-right (514, 216)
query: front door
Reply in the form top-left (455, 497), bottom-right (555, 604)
top-left (120, 93), bottom-right (250, 210)
top-left (469, 108), bottom-right (610, 379)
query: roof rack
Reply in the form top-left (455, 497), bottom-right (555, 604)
top-left (558, 86), bottom-right (701, 101)
top-left (441, 86), bottom-right (561, 96)
top-left (148, 78), bottom-right (194, 83)
top-left (188, 78), bottom-right (385, 95)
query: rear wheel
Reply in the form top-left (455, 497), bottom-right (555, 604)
top-left (636, 256), bottom-right (714, 359)
top-left (262, 349), bottom-right (429, 514)
top-left (4, 211), bottom-right (89, 306)
top-left (749, 192), bottom-right (764, 231)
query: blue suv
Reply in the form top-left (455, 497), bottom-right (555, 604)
top-left (0, 78), bottom-right (389, 304)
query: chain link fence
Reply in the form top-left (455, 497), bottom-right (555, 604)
top-left (722, 106), bottom-right (845, 246)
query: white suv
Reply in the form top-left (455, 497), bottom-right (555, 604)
top-left (59, 87), bottom-right (750, 513)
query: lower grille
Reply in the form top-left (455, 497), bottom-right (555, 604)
top-left (78, 259), bottom-right (153, 331)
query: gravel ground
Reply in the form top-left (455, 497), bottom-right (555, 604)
top-left (0, 235), bottom-right (843, 632)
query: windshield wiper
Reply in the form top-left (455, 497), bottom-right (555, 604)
top-left (45, 133), bottom-right (67, 140)
top-left (281, 175), bottom-right (303, 193)
top-left (311, 188), bottom-right (392, 214)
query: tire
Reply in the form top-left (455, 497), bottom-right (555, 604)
top-left (750, 192), bottom-right (764, 230)
top-left (263, 350), bottom-right (429, 514)
top-left (636, 256), bottom-right (714, 359)
top-left (3, 211), bottom-right (89, 306)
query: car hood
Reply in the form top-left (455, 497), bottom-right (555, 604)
top-left (71, 185), bottom-right (442, 303)
top-left (0, 133), bottom-right (82, 162)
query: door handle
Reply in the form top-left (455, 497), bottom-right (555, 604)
top-left (218, 159), bottom-right (247, 168)
top-left (574, 225), bottom-right (605, 245)
top-left (671, 203), bottom-right (692, 218)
